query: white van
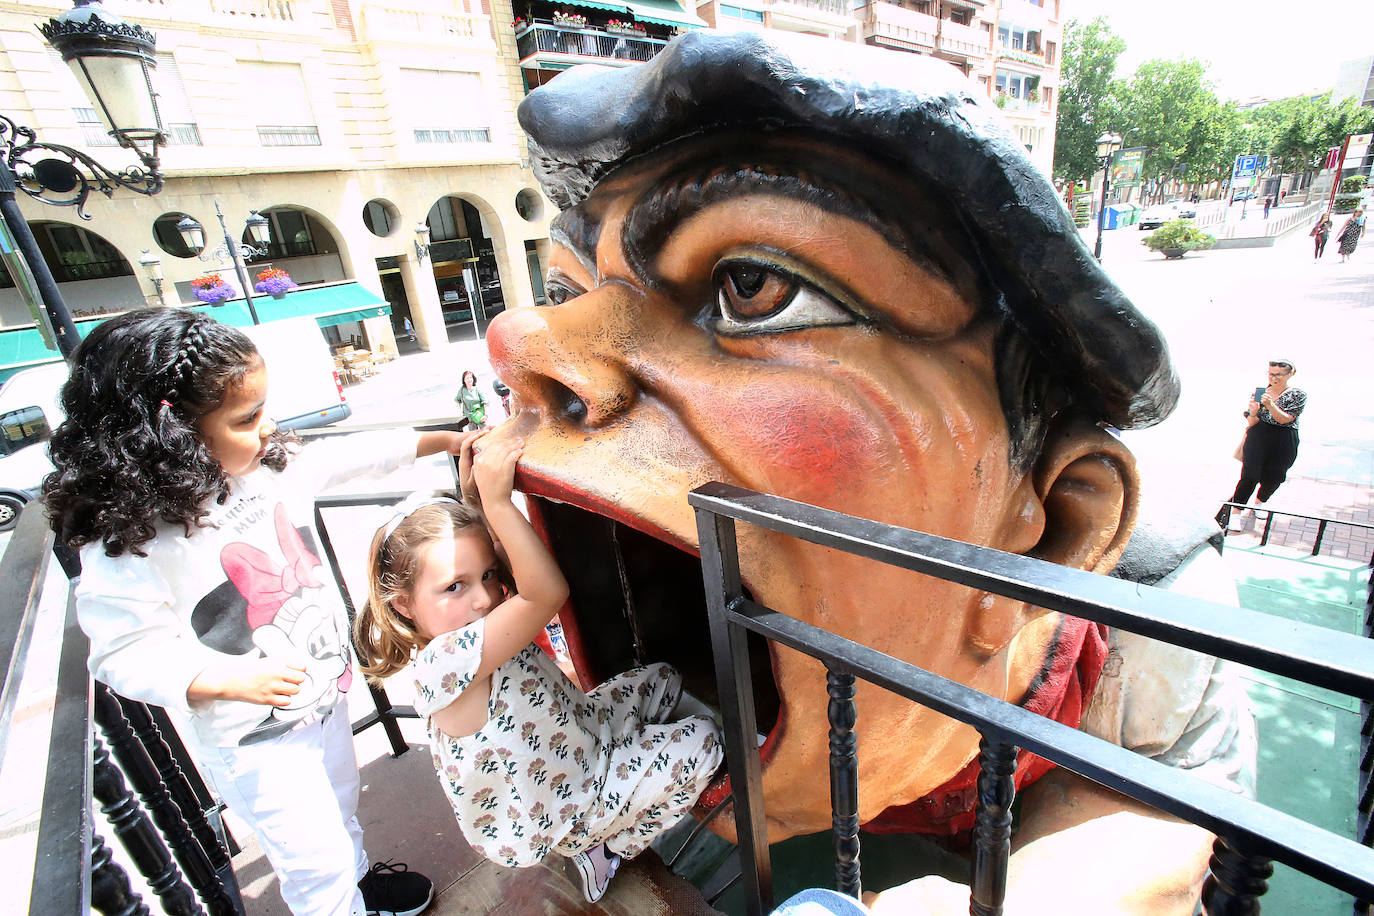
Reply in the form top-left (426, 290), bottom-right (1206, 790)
top-left (243, 316), bottom-right (352, 430)
top-left (0, 362), bottom-right (70, 531)
top-left (0, 316), bottom-right (351, 532)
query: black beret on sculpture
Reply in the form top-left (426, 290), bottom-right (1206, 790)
top-left (518, 30), bottom-right (1180, 430)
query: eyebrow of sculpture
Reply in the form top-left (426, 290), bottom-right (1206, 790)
top-left (618, 162), bottom-right (977, 301)
top-left (549, 206), bottom-right (603, 278)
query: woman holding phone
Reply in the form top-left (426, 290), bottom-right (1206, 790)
top-left (1220, 359), bottom-right (1307, 531)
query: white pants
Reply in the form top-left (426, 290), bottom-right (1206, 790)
top-left (197, 708), bottom-right (368, 916)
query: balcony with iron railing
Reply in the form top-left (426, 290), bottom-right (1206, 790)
top-left (936, 16), bottom-right (990, 59)
top-left (515, 20), bottom-right (669, 68)
top-left (857, 1), bottom-right (938, 52)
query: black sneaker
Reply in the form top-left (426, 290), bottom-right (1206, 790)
top-left (359, 861), bottom-right (434, 916)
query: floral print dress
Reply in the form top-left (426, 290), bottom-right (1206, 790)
top-left (412, 622), bottom-right (724, 868)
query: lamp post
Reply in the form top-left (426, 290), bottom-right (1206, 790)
top-left (137, 248), bottom-right (163, 303)
top-left (0, 0), bottom-right (165, 358)
top-left (1092, 131), bottom-right (1123, 262)
top-left (413, 222), bottom-right (431, 261)
top-left (176, 203), bottom-right (272, 325)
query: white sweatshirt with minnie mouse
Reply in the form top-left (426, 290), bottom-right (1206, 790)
top-left (76, 431), bottom-right (419, 748)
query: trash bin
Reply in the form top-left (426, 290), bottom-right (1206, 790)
top-left (1103, 203), bottom-right (1137, 230)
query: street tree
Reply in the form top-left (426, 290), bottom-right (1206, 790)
top-left (1117, 58), bottom-right (1230, 201)
top-left (1052, 17), bottom-right (1125, 184)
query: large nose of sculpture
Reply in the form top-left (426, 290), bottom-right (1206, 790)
top-left (486, 291), bottom-right (638, 429)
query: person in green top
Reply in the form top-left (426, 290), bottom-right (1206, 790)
top-left (456, 370), bottom-right (488, 430)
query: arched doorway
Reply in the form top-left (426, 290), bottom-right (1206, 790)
top-left (422, 194), bottom-right (506, 343)
top-left (0, 221), bottom-right (140, 325)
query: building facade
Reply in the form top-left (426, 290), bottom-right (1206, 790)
top-left (2, 0), bottom-right (1062, 377)
top-left (1, 0), bottom-right (553, 370)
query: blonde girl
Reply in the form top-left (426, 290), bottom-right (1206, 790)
top-left (354, 434), bottom-right (723, 903)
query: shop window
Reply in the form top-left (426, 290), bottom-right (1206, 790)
top-left (38, 222), bottom-right (132, 282)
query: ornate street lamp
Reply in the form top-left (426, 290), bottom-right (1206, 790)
top-left (0, 0), bottom-right (165, 357)
top-left (1092, 131), bottom-right (1123, 262)
top-left (137, 248), bottom-right (163, 300)
top-left (176, 203), bottom-right (273, 325)
top-left (414, 222), bottom-right (432, 261)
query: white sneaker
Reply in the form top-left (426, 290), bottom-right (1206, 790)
top-left (1226, 508), bottom-right (1254, 532)
top-left (571, 844), bottom-right (621, 903)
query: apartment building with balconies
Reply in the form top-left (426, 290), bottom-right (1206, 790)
top-left (852, 0), bottom-right (1060, 174)
top-left (1, 0), bottom-right (554, 373)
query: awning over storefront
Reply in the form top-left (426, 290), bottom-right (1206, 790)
top-left (204, 281), bottom-right (391, 328)
top-left (562, 0), bottom-right (630, 13)
top-left (627, 0), bottom-right (706, 28)
top-left (0, 281), bottom-right (391, 381)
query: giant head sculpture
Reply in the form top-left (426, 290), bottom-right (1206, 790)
top-left (484, 31), bottom-right (1179, 843)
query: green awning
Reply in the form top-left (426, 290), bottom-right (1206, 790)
top-left (563, 0), bottom-right (630, 12)
top-left (627, 0), bottom-right (705, 28)
top-left (200, 281), bottom-right (390, 328)
top-left (0, 282), bottom-right (391, 379)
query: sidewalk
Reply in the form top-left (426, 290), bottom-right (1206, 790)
top-left (1224, 475), bottom-right (1374, 562)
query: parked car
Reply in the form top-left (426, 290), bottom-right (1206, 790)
top-left (1176, 203), bottom-right (1197, 220)
top-left (0, 362), bottom-right (69, 532)
top-left (1138, 204), bottom-right (1180, 230)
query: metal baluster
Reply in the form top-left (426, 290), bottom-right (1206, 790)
top-left (1358, 560), bottom-right (1374, 916)
top-left (314, 504), bottom-right (409, 757)
top-left (105, 688), bottom-right (244, 915)
top-left (1201, 835), bottom-right (1272, 914)
top-left (697, 506), bottom-right (773, 916)
top-left (92, 734), bottom-right (204, 915)
top-left (969, 736), bottom-right (1017, 916)
top-left (1312, 519), bottom-right (1328, 557)
top-left (827, 668), bottom-right (861, 898)
top-left (90, 830), bottom-right (151, 916)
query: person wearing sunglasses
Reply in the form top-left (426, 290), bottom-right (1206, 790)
top-left (1222, 359), bottom-right (1306, 531)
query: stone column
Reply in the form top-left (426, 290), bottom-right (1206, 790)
top-left (399, 252), bottom-right (448, 351)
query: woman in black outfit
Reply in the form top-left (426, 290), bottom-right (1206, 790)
top-left (1221, 359), bottom-right (1307, 530)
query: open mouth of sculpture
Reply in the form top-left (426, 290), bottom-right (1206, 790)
top-left (522, 483), bottom-right (782, 808)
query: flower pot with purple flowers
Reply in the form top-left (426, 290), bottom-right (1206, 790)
top-left (255, 268), bottom-right (298, 299)
top-left (191, 275), bottom-right (237, 305)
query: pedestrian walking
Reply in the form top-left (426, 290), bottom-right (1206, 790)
top-left (1218, 359), bottom-right (1306, 532)
top-left (1337, 207), bottom-right (1366, 263)
top-left (455, 369), bottom-right (488, 430)
top-left (1310, 212), bottom-right (1333, 261)
top-left (403, 316), bottom-right (416, 342)
top-left (1262, 196), bottom-right (1272, 219)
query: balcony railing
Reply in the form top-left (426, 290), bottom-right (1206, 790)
top-left (936, 17), bottom-right (990, 58)
top-left (996, 46), bottom-right (1047, 67)
top-left (515, 21), bottom-right (668, 66)
top-left (690, 482), bottom-right (1374, 915)
top-left (858, 1), bottom-right (938, 51)
top-left (765, 0), bottom-right (852, 22)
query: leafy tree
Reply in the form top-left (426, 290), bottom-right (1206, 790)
top-left (1117, 59), bottom-right (1228, 191)
top-left (1052, 17), bottom-right (1125, 184)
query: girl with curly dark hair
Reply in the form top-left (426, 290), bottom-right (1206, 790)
top-left (44, 307), bottom-right (458, 916)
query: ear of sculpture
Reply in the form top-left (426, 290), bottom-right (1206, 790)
top-left (1026, 419), bottom-right (1139, 574)
top-left (966, 419), bottom-right (1139, 661)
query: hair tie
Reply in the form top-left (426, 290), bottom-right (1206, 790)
top-left (381, 493), bottom-right (461, 543)
top-left (160, 399), bottom-right (173, 409)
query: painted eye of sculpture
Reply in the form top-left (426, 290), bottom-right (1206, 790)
top-left (545, 277), bottom-right (585, 305)
top-left (712, 260), bottom-right (855, 334)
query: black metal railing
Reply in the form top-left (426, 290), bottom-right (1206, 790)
top-left (515, 22), bottom-right (667, 64)
top-left (690, 482), bottom-right (1374, 915)
top-left (1218, 501), bottom-right (1374, 560)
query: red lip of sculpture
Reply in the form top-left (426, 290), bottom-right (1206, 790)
top-left (507, 454), bottom-right (781, 813)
